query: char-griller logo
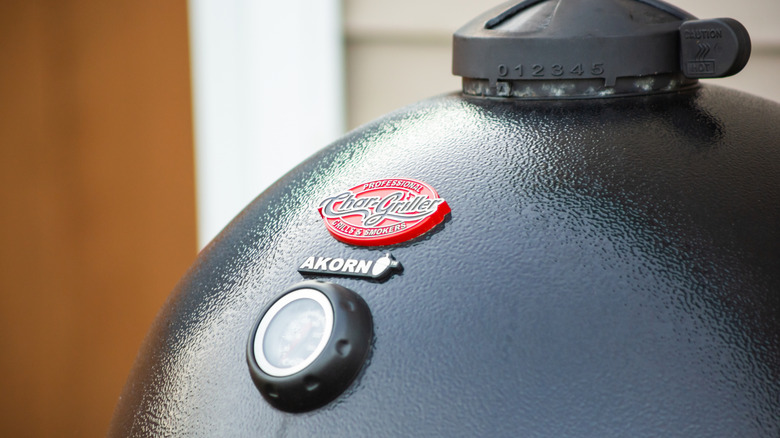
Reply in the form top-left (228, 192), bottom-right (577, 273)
top-left (318, 178), bottom-right (451, 246)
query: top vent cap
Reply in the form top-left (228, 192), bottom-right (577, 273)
top-left (452, 0), bottom-right (750, 96)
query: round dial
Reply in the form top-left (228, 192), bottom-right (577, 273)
top-left (247, 281), bottom-right (373, 413)
top-left (254, 289), bottom-right (334, 377)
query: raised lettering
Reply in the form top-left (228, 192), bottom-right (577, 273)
top-left (329, 258), bottom-right (345, 271)
top-left (299, 256), bottom-right (315, 270)
top-left (684, 28), bottom-right (723, 40)
top-left (313, 257), bottom-right (331, 270)
top-left (342, 259), bottom-right (358, 272)
top-left (355, 260), bottom-right (372, 274)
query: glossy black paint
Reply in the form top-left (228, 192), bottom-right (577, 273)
top-left (109, 85), bottom-right (780, 437)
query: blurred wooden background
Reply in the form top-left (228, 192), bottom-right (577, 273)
top-left (0, 1), bottom-right (196, 436)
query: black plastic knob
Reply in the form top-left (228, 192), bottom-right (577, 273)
top-left (246, 281), bottom-right (373, 413)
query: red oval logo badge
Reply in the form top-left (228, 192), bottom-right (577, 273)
top-left (319, 178), bottom-right (450, 246)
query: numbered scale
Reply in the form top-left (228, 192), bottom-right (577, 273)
top-left (496, 61), bottom-right (605, 79)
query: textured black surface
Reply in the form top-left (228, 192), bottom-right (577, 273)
top-left (109, 85), bottom-right (780, 437)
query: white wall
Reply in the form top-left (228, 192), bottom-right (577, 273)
top-left (189, 0), bottom-right (345, 247)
